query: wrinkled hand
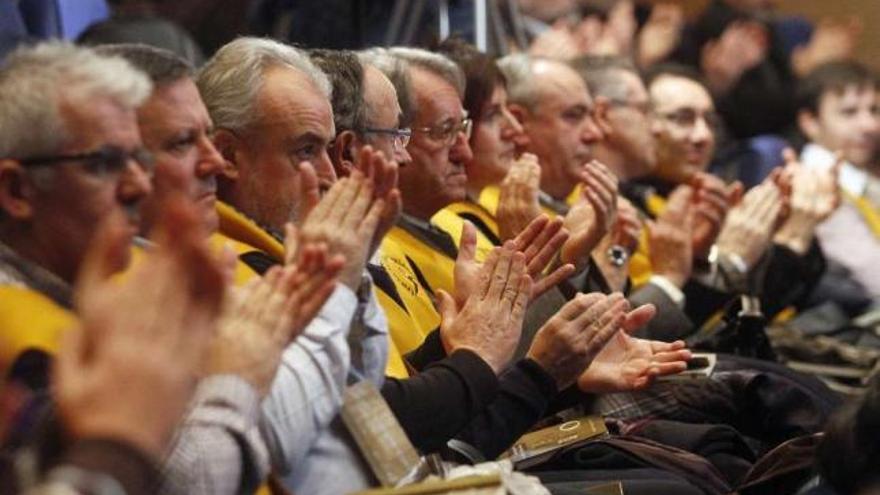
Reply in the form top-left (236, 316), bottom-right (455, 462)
top-left (289, 164), bottom-right (384, 289)
top-left (690, 173), bottom-right (741, 261)
top-left (207, 244), bottom-right (343, 396)
top-left (612, 196), bottom-right (642, 255)
top-left (716, 178), bottom-right (784, 269)
top-left (439, 242), bottom-right (532, 374)
top-left (792, 17), bottom-right (861, 77)
top-left (647, 185), bottom-right (694, 288)
top-left (526, 292), bottom-right (628, 390)
top-left (352, 146), bottom-right (402, 256)
top-left (561, 161), bottom-right (619, 271)
top-left (58, 199), bottom-right (225, 457)
top-left (530, 19), bottom-right (581, 59)
top-left (577, 304), bottom-right (691, 393)
top-left (602, 0), bottom-right (637, 55)
top-left (637, 3), bottom-right (684, 68)
top-left (497, 153), bottom-right (542, 242)
top-left (702, 21), bottom-right (768, 94)
top-left (773, 149), bottom-right (841, 254)
top-left (454, 218), bottom-right (574, 306)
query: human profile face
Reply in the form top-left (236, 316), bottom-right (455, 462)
top-left (137, 77), bottom-right (224, 234)
top-left (361, 64), bottom-right (411, 166)
top-left (650, 74), bottom-right (717, 184)
top-left (467, 84), bottom-right (524, 191)
top-left (25, 96), bottom-right (152, 283)
top-left (602, 70), bottom-right (657, 179)
top-left (399, 67), bottom-right (473, 219)
top-left (228, 66), bottom-right (336, 231)
top-left (802, 84), bottom-right (880, 168)
top-left (517, 60), bottom-right (603, 199)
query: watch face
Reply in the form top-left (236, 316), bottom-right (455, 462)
top-left (607, 245), bottom-right (628, 267)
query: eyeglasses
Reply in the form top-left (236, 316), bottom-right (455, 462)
top-left (16, 145), bottom-right (155, 178)
top-left (656, 109), bottom-right (722, 132)
top-left (413, 118), bottom-right (473, 146)
top-left (362, 127), bottom-right (412, 151)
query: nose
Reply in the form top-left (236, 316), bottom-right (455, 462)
top-left (500, 107), bottom-right (525, 142)
top-left (118, 159), bottom-right (153, 204)
top-left (394, 145), bottom-right (412, 167)
top-left (314, 148), bottom-right (338, 185)
top-left (581, 115), bottom-right (604, 145)
top-left (195, 134), bottom-right (225, 180)
top-left (449, 129), bottom-right (474, 163)
top-left (690, 115), bottom-right (713, 146)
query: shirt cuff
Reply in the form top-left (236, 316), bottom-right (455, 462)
top-left (191, 374), bottom-right (263, 426)
top-left (649, 275), bottom-right (686, 308)
top-left (57, 438), bottom-right (162, 495)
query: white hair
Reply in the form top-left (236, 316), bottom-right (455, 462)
top-left (0, 41), bottom-right (152, 160)
top-left (387, 47), bottom-right (465, 98)
top-left (196, 37), bottom-right (332, 132)
top-left (497, 53), bottom-right (542, 110)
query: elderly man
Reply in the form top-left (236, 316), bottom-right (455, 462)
top-left (196, 37), bottom-right (399, 494)
top-left (0, 42), bottom-right (152, 372)
top-left (0, 41), bottom-right (158, 494)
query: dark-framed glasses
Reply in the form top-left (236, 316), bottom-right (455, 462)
top-left (16, 145), bottom-right (155, 178)
top-left (362, 127), bottom-right (412, 151)
top-left (413, 117), bottom-right (473, 146)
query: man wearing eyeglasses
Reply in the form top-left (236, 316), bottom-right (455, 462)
top-left (0, 42), bottom-right (153, 369)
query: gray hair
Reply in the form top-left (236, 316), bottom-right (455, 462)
top-left (95, 43), bottom-right (193, 87)
top-left (196, 37), bottom-right (332, 132)
top-left (387, 47), bottom-right (465, 98)
top-left (497, 53), bottom-right (542, 110)
top-left (570, 55), bottom-right (638, 102)
top-left (0, 41), bottom-right (152, 160)
top-left (359, 48), bottom-right (415, 126)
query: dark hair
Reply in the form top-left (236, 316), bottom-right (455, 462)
top-left (433, 37), bottom-right (505, 124)
top-left (817, 375), bottom-right (880, 494)
top-left (643, 62), bottom-right (708, 91)
top-left (796, 60), bottom-right (879, 115)
top-left (570, 55), bottom-right (638, 101)
top-left (309, 49), bottom-right (367, 134)
top-left (93, 43), bottom-right (192, 86)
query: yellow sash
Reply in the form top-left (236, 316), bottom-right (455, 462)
top-left (216, 201), bottom-right (285, 262)
top-left (0, 286), bottom-right (76, 373)
top-left (844, 191), bottom-right (880, 239)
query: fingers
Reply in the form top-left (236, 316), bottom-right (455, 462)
top-left (297, 161), bottom-right (321, 221)
top-left (283, 222), bottom-right (299, 265)
top-left (307, 175), bottom-right (347, 225)
top-left (557, 292), bottom-right (605, 321)
top-left (75, 210), bottom-right (132, 311)
top-left (622, 304), bottom-right (656, 334)
top-left (500, 252), bottom-right (528, 311)
top-left (485, 242), bottom-right (516, 302)
top-left (526, 225), bottom-right (568, 278)
top-left (531, 263), bottom-right (575, 300)
top-left (513, 215), bottom-right (550, 255)
top-left (457, 221), bottom-right (478, 267)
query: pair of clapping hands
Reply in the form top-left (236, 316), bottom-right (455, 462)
top-left (51, 146), bottom-right (399, 459)
top-left (439, 208), bottom-right (691, 394)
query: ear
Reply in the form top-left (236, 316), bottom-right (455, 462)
top-left (329, 130), bottom-right (357, 178)
top-left (592, 96), bottom-right (614, 137)
top-left (797, 110), bottom-right (821, 143)
top-left (211, 129), bottom-right (243, 181)
top-left (0, 160), bottom-right (36, 220)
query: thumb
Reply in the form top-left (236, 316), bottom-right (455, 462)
top-left (437, 288), bottom-right (459, 324)
top-left (457, 221), bottom-right (477, 265)
top-left (622, 304), bottom-right (656, 334)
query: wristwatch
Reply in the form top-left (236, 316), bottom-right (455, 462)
top-left (606, 244), bottom-right (629, 267)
